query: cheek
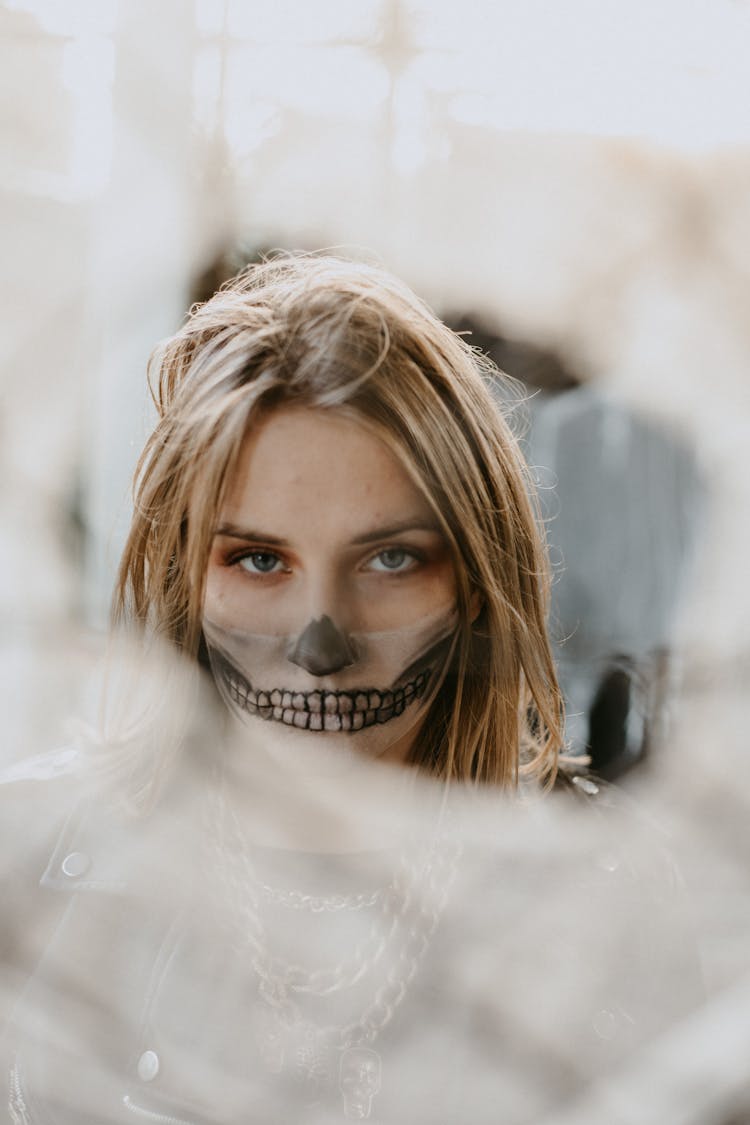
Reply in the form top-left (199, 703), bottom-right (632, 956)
top-left (203, 562), bottom-right (297, 635)
top-left (202, 566), bottom-right (227, 623)
top-left (203, 563), bottom-right (252, 628)
top-left (358, 565), bottom-right (457, 633)
top-left (412, 559), bottom-right (458, 609)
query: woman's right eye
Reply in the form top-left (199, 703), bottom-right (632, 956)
top-left (237, 551), bottom-right (286, 575)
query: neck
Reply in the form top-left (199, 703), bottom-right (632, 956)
top-left (219, 724), bottom-right (441, 854)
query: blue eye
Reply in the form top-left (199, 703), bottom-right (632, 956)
top-left (238, 552), bottom-right (284, 575)
top-left (369, 548), bottom-right (415, 573)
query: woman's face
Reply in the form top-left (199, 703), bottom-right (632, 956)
top-left (202, 406), bottom-right (460, 764)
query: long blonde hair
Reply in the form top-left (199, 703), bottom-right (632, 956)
top-left (114, 253), bottom-right (563, 788)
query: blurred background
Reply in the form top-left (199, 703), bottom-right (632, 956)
top-left (3, 2), bottom-right (750, 1118)
top-left (3, 0), bottom-right (750, 778)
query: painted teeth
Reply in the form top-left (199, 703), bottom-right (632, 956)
top-left (220, 665), bottom-right (433, 733)
top-left (308, 691), bottom-right (322, 713)
top-left (324, 693), bottom-right (339, 715)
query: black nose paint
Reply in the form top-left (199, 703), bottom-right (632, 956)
top-left (288, 615), bottom-right (357, 676)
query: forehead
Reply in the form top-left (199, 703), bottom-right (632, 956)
top-left (219, 407), bottom-right (433, 534)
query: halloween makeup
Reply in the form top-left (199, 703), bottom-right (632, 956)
top-left (202, 407), bottom-right (462, 763)
top-left (203, 605), bottom-right (457, 758)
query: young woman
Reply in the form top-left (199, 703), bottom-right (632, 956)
top-left (5, 255), bottom-right (644, 1125)
top-left (115, 252), bottom-right (564, 793)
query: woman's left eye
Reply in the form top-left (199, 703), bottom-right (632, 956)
top-left (367, 548), bottom-right (418, 573)
top-left (237, 552), bottom-right (286, 575)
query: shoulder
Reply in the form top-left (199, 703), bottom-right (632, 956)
top-left (0, 744), bottom-right (83, 785)
top-left (0, 747), bottom-right (200, 1023)
top-left (0, 749), bottom-right (90, 1022)
top-left (0, 746), bottom-right (86, 866)
top-left (552, 761), bottom-right (693, 915)
top-left (0, 746), bottom-right (90, 883)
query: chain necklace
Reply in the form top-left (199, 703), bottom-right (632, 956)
top-left (257, 882), bottom-right (383, 913)
top-left (206, 767), bottom-right (459, 1120)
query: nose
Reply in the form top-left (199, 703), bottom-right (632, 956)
top-left (288, 615), bottom-right (357, 677)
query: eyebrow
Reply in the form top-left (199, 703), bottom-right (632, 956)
top-left (214, 524), bottom-right (290, 546)
top-left (349, 519), bottom-right (442, 545)
top-left (213, 518), bottom-right (441, 547)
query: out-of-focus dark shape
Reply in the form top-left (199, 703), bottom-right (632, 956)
top-left (448, 314), bottom-right (581, 393)
top-left (190, 243), bottom-right (309, 307)
top-left (189, 243), bottom-right (258, 307)
top-left (447, 315), bottom-right (703, 781)
top-left (585, 650), bottom-right (671, 780)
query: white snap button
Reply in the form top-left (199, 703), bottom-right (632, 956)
top-left (137, 1050), bottom-right (160, 1082)
top-left (592, 1008), bottom-right (618, 1040)
top-left (572, 775), bottom-right (599, 796)
top-left (61, 852), bottom-right (90, 878)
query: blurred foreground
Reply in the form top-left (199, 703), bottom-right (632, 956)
top-left (1, 634), bottom-right (749, 1124)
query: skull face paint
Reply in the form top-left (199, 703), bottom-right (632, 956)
top-left (202, 407), bottom-right (465, 764)
top-left (203, 605), bottom-right (458, 760)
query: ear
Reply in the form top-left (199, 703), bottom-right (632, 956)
top-left (469, 587), bottom-right (484, 624)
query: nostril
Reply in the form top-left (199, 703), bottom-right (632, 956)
top-left (288, 615), bottom-right (357, 677)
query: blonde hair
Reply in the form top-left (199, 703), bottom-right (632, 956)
top-left (114, 253), bottom-right (563, 788)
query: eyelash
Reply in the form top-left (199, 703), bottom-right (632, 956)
top-left (234, 551), bottom-right (289, 576)
top-left (228, 545), bottom-right (424, 578)
top-left (365, 547), bottom-right (422, 574)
